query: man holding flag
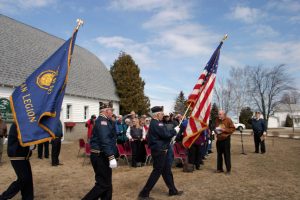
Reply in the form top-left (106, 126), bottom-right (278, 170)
top-left (0, 20), bottom-right (82, 200)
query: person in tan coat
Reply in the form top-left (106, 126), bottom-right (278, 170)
top-left (215, 110), bottom-right (235, 174)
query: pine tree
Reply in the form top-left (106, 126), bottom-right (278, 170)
top-left (285, 114), bottom-right (293, 127)
top-left (209, 103), bottom-right (219, 129)
top-left (110, 52), bottom-right (150, 115)
top-left (174, 91), bottom-right (187, 115)
top-left (239, 107), bottom-right (253, 129)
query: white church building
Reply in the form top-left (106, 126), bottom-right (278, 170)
top-left (0, 15), bottom-right (119, 140)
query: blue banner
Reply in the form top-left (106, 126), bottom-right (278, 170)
top-left (10, 29), bottom-right (78, 146)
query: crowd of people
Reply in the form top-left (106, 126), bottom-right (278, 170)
top-left (85, 109), bottom-right (215, 172)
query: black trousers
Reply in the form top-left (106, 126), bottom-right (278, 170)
top-left (188, 144), bottom-right (201, 168)
top-left (131, 140), bottom-right (144, 167)
top-left (51, 138), bottom-right (61, 165)
top-left (254, 134), bottom-right (266, 153)
top-left (82, 153), bottom-right (112, 200)
top-left (0, 160), bottom-right (33, 200)
top-left (139, 150), bottom-right (177, 197)
top-left (38, 141), bottom-right (49, 158)
top-left (216, 137), bottom-right (231, 172)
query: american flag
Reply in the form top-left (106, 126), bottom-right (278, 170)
top-left (182, 42), bottom-right (223, 148)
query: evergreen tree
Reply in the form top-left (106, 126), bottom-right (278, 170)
top-left (209, 103), bottom-right (219, 129)
top-left (110, 52), bottom-right (150, 115)
top-left (239, 107), bottom-right (253, 129)
top-left (174, 91), bottom-right (187, 114)
top-left (285, 114), bottom-right (293, 127)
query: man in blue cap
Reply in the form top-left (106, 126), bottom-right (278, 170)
top-left (82, 102), bottom-right (117, 200)
top-left (138, 106), bottom-right (183, 200)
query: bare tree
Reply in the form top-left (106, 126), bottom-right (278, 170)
top-left (227, 66), bottom-right (251, 121)
top-left (280, 91), bottom-right (300, 132)
top-left (214, 78), bottom-right (234, 114)
top-left (248, 64), bottom-right (294, 123)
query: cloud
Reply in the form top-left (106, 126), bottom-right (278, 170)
top-left (108, 0), bottom-right (170, 11)
top-left (143, 7), bottom-right (191, 28)
top-left (255, 41), bottom-right (300, 69)
top-left (289, 15), bottom-right (300, 23)
top-left (253, 25), bottom-right (279, 37)
top-left (267, 0), bottom-right (300, 13)
top-left (95, 36), bottom-right (155, 69)
top-left (0, 0), bottom-right (56, 14)
top-left (229, 5), bottom-right (264, 24)
top-left (155, 24), bottom-right (221, 58)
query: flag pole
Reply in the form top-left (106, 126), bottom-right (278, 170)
top-left (178, 103), bottom-right (192, 127)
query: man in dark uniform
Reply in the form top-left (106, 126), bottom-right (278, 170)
top-left (82, 102), bottom-right (117, 200)
top-left (37, 141), bottom-right (49, 159)
top-left (138, 106), bottom-right (183, 200)
top-left (251, 111), bottom-right (267, 154)
top-left (51, 120), bottom-right (63, 166)
top-left (0, 123), bottom-right (34, 200)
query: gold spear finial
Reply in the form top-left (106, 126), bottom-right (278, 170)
top-left (76, 19), bottom-right (84, 30)
top-left (221, 34), bottom-right (228, 42)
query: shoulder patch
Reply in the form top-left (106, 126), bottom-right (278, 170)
top-left (158, 123), bottom-right (164, 127)
top-left (101, 121), bottom-right (108, 126)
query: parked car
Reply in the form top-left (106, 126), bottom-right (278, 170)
top-left (233, 121), bottom-right (246, 131)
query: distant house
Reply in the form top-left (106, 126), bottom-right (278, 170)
top-left (268, 104), bottom-right (300, 128)
top-left (0, 15), bottom-right (119, 140)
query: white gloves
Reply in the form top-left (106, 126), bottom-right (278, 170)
top-left (3, 138), bottom-right (8, 145)
top-left (109, 158), bottom-right (117, 169)
top-left (174, 126), bottom-right (180, 133)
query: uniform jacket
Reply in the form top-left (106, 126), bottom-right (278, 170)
top-left (148, 119), bottom-right (176, 151)
top-left (90, 114), bottom-right (117, 157)
top-left (216, 117), bottom-right (235, 141)
top-left (7, 123), bottom-right (31, 158)
top-left (251, 118), bottom-right (266, 135)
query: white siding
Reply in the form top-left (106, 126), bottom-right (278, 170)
top-left (268, 116), bottom-right (279, 128)
top-left (0, 87), bottom-right (13, 98)
top-left (0, 86), bottom-right (120, 123)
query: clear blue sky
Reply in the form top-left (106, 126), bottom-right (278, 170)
top-left (1, 0), bottom-right (299, 112)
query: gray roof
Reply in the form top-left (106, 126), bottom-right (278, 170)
top-left (0, 14), bottom-right (119, 101)
top-left (275, 104), bottom-right (300, 112)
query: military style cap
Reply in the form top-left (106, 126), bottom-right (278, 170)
top-left (151, 106), bottom-right (164, 113)
top-left (100, 102), bottom-right (113, 111)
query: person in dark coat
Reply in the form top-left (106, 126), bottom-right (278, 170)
top-left (82, 102), bottom-right (118, 200)
top-left (51, 120), bottom-right (63, 166)
top-left (138, 106), bottom-right (183, 200)
top-left (0, 123), bottom-right (34, 200)
top-left (37, 141), bottom-right (49, 159)
top-left (251, 111), bottom-right (267, 154)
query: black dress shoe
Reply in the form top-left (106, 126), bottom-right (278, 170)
top-left (169, 191), bottom-right (183, 196)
